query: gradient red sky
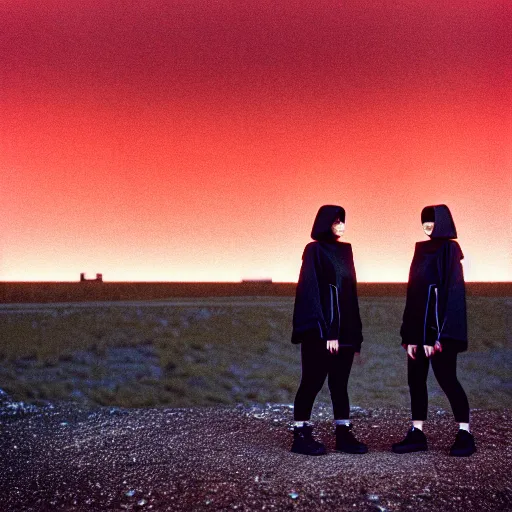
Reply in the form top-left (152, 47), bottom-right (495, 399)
top-left (1, 0), bottom-right (510, 282)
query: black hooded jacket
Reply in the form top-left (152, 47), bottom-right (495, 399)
top-left (400, 205), bottom-right (468, 352)
top-left (291, 205), bottom-right (363, 351)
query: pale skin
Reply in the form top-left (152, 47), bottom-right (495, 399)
top-left (326, 220), bottom-right (361, 363)
top-left (422, 221), bottom-right (434, 236)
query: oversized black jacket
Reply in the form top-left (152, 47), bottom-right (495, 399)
top-left (291, 205), bottom-right (363, 351)
top-left (400, 205), bottom-right (468, 352)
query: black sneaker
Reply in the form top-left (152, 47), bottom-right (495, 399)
top-left (449, 429), bottom-right (476, 457)
top-left (335, 424), bottom-right (368, 454)
top-left (392, 427), bottom-right (428, 454)
top-left (291, 425), bottom-right (327, 456)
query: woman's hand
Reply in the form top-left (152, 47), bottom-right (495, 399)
top-left (423, 345), bottom-right (435, 358)
top-left (327, 339), bottom-right (339, 354)
top-left (407, 345), bottom-right (417, 359)
top-left (424, 341), bottom-right (442, 357)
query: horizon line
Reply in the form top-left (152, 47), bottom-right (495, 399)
top-left (1, 280), bottom-right (510, 285)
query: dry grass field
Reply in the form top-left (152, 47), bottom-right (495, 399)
top-left (0, 283), bottom-right (509, 411)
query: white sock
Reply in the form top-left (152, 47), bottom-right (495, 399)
top-left (335, 419), bottom-right (351, 426)
top-left (412, 420), bottom-right (424, 431)
top-left (459, 422), bottom-right (470, 432)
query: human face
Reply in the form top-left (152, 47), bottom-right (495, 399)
top-left (423, 222), bottom-right (435, 236)
top-left (331, 219), bottom-right (345, 238)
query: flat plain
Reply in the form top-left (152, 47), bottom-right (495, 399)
top-left (0, 283), bottom-right (509, 410)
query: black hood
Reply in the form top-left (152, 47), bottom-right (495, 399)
top-left (311, 205), bottom-right (346, 241)
top-left (421, 204), bottom-right (457, 239)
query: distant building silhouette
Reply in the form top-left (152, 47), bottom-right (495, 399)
top-left (80, 273), bottom-right (103, 282)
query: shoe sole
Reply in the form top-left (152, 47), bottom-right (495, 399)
top-left (449, 448), bottom-right (476, 457)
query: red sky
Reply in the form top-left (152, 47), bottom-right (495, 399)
top-left (1, 0), bottom-right (510, 282)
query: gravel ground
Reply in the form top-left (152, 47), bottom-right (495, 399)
top-left (1, 393), bottom-right (510, 511)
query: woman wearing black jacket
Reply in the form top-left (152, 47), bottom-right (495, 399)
top-left (392, 204), bottom-right (476, 457)
top-left (290, 205), bottom-right (367, 456)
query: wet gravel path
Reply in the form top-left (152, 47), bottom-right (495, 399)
top-left (1, 399), bottom-right (510, 511)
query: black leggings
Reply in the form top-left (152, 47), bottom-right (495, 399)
top-left (294, 340), bottom-right (355, 421)
top-left (408, 347), bottom-right (469, 423)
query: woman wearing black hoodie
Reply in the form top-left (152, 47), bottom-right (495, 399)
top-left (290, 205), bottom-right (367, 456)
top-left (392, 204), bottom-right (476, 457)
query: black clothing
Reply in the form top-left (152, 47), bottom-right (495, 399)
top-left (311, 204), bottom-right (346, 241)
top-left (292, 205), bottom-right (363, 350)
top-left (291, 241), bottom-right (363, 348)
top-left (335, 424), bottom-right (368, 454)
top-left (392, 427), bottom-right (428, 453)
top-left (402, 205), bottom-right (470, 425)
top-left (290, 425), bottom-right (327, 456)
top-left (425, 204), bottom-right (457, 239)
top-left (293, 341), bottom-right (355, 421)
top-left (449, 429), bottom-right (476, 457)
top-left (292, 205), bottom-right (362, 424)
top-left (407, 347), bottom-right (470, 423)
top-left (401, 204), bottom-right (467, 352)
